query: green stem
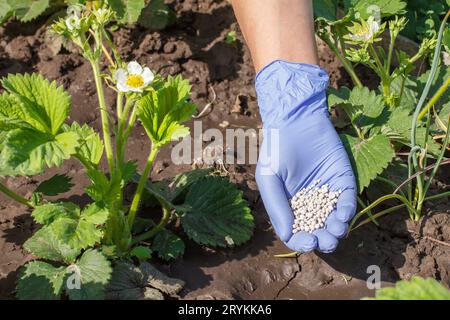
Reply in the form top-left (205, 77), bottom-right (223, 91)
top-left (131, 205), bottom-right (171, 244)
top-left (376, 176), bottom-right (407, 199)
top-left (407, 146), bottom-right (423, 219)
top-left (116, 98), bottom-right (134, 164)
top-left (369, 45), bottom-right (390, 98)
top-left (90, 59), bottom-right (115, 174)
top-left (357, 196), bottom-right (379, 226)
top-left (426, 190), bottom-right (450, 202)
top-left (349, 194), bottom-right (416, 231)
top-left (375, 175), bottom-right (412, 218)
top-left (418, 122), bottom-right (431, 220)
top-left (321, 34), bottom-right (363, 87)
top-left (75, 154), bottom-right (96, 173)
top-left (103, 29), bottom-right (123, 67)
top-left (417, 77), bottom-right (450, 121)
top-left (122, 107), bottom-right (138, 147)
top-left (410, 10), bottom-right (449, 179)
top-left (349, 191), bottom-right (450, 232)
top-left (127, 146), bottom-right (159, 228)
top-left (118, 104), bottom-right (138, 169)
top-left (369, 45), bottom-right (384, 74)
top-left (408, 12), bottom-right (450, 219)
top-left (116, 92), bottom-right (123, 119)
top-left (0, 181), bottom-right (34, 208)
top-left (386, 30), bottom-right (397, 73)
top-left (349, 204), bottom-right (404, 233)
top-left (354, 125), bottom-right (364, 140)
top-left (336, 25), bottom-right (347, 56)
top-left (422, 118), bottom-right (450, 197)
top-left (398, 75), bottom-right (406, 106)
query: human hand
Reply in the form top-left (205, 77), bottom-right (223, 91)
top-left (255, 60), bottom-right (357, 253)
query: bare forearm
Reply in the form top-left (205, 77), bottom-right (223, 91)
top-left (231, 0), bottom-right (319, 72)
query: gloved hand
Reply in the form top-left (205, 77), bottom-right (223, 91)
top-left (255, 60), bottom-right (357, 253)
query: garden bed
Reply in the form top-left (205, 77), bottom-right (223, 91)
top-left (0, 0), bottom-right (448, 300)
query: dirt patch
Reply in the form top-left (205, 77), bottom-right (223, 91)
top-left (0, 0), bottom-right (448, 300)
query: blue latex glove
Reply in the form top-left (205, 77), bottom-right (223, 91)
top-left (255, 60), bottom-right (357, 253)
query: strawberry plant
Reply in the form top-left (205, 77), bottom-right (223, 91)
top-left (344, 11), bottom-right (450, 228)
top-left (0, 0), bottom-right (174, 30)
top-left (0, 2), bottom-right (254, 300)
top-left (314, 1), bottom-right (449, 226)
top-left (364, 276), bottom-right (450, 300)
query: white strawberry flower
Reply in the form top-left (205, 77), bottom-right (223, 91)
top-left (65, 5), bottom-right (82, 31)
top-left (367, 18), bottom-right (380, 37)
top-left (349, 16), bottom-right (381, 42)
top-left (115, 61), bottom-right (155, 93)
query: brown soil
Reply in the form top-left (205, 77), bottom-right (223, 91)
top-left (0, 0), bottom-right (448, 300)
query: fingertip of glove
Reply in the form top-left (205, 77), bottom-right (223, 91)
top-left (313, 229), bottom-right (339, 253)
top-left (325, 213), bottom-right (348, 239)
top-left (336, 189), bottom-right (357, 222)
top-left (286, 231), bottom-right (318, 252)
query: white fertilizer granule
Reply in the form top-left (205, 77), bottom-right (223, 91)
top-left (290, 179), bottom-right (341, 234)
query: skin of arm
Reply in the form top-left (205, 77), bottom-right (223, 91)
top-left (230, 0), bottom-right (319, 72)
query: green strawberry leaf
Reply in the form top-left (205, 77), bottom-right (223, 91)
top-left (137, 75), bottom-right (196, 147)
top-left (130, 245), bottom-right (152, 262)
top-left (365, 276), bottom-right (450, 300)
top-left (81, 202), bottom-right (109, 225)
top-left (341, 134), bottom-right (395, 192)
top-left (31, 202), bottom-right (79, 225)
top-left (131, 217), bottom-right (155, 234)
top-left (1, 73), bottom-right (70, 135)
top-left (85, 169), bottom-right (111, 202)
top-left (35, 174), bottom-right (73, 196)
top-left (62, 122), bottom-right (104, 166)
top-left (8, 0), bottom-right (50, 22)
top-left (417, 66), bottom-right (450, 106)
top-left (23, 226), bottom-right (80, 263)
top-left (328, 86), bottom-right (386, 130)
top-left (0, 129), bottom-right (79, 176)
top-left (109, 0), bottom-right (145, 24)
top-left (438, 101), bottom-right (450, 130)
top-left (106, 261), bottom-right (161, 300)
top-left (16, 261), bottom-right (66, 300)
top-left (380, 106), bottom-right (412, 138)
top-left (181, 176), bottom-right (254, 247)
top-left (152, 229), bottom-right (184, 261)
top-left (141, 168), bottom-right (213, 206)
top-left (84, 168), bottom-right (123, 206)
top-left (121, 160), bottom-right (137, 186)
top-left (165, 169), bottom-right (213, 202)
top-left (106, 261), bottom-right (184, 300)
top-left (0, 93), bottom-right (31, 131)
top-left (50, 217), bottom-right (102, 250)
top-left (66, 249), bottom-right (112, 300)
top-left (138, 0), bottom-right (175, 30)
top-left (350, 0), bottom-right (406, 19)
top-left (386, 76), bottom-right (418, 109)
top-left (313, 0), bottom-right (337, 21)
top-left (377, 107), bottom-right (441, 156)
top-left (49, 203), bottom-right (109, 250)
top-left (0, 0), bottom-right (12, 22)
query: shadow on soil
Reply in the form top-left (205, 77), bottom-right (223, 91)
top-left (320, 212), bottom-right (413, 283)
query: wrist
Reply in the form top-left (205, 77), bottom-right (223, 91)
top-left (255, 60), bottom-right (329, 128)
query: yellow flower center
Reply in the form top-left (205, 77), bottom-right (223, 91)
top-left (126, 74), bottom-right (145, 88)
